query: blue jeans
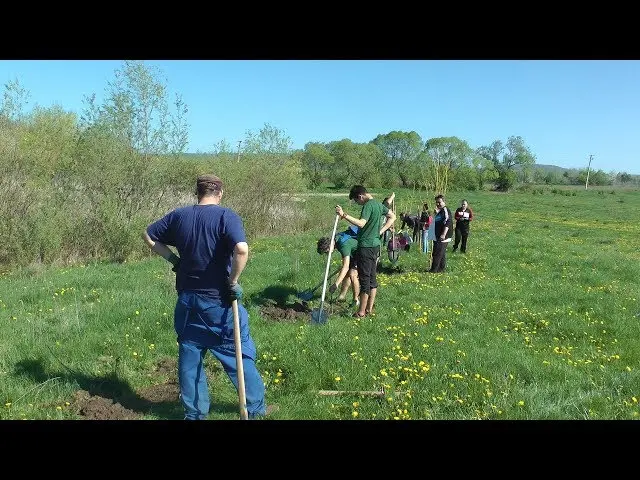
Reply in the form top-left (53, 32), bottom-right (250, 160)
top-left (174, 291), bottom-right (266, 420)
top-left (421, 230), bottom-right (429, 253)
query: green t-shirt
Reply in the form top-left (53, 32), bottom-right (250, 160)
top-left (337, 236), bottom-right (358, 258)
top-left (357, 199), bottom-right (389, 248)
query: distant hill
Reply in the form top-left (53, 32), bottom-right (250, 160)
top-left (533, 163), bottom-right (576, 174)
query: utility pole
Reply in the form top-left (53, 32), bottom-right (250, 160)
top-left (585, 154), bottom-right (593, 190)
top-left (236, 140), bottom-right (242, 163)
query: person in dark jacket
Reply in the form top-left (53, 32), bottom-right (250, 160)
top-left (452, 199), bottom-right (473, 253)
top-left (400, 212), bottom-right (420, 243)
top-left (429, 194), bottom-right (452, 273)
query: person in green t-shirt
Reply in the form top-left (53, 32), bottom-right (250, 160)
top-left (335, 185), bottom-right (396, 318)
top-left (316, 228), bottom-right (360, 307)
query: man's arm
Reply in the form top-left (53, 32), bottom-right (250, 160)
top-left (379, 209), bottom-right (396, 236)
top-left (228, 241), bottom-right (249, 285)
top-left (382, 192), bottom-right (395, 208)
top-left (141, 230), bottom-right (180, 267)
top-left (440, 209), bottom-right (452, 240)
top-left (335, 205), bottom-right (367, 228)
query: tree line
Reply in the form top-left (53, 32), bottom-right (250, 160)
top-left (0, 61), bottom-right (636, 268)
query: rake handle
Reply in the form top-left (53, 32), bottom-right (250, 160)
top-left (319, 214), bottom-right (340, 305)
top-left (318, 389), bottom-right (385, 397)
top-left (232, 299), bottom-right (249, 420)
top-left (306, 267), bottom-right (341, 296)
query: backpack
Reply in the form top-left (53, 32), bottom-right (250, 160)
top-left (335, 226), bottom-right (359, 248)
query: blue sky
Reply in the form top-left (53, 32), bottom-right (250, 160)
top-left (1, 60), bottom-right (639, 174)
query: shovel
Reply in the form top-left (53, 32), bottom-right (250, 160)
top-left (297, 267), bottom-right (340, 301)
top-left (311, 214), bottom-right (340, 325)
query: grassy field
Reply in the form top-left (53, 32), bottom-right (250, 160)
top-left (1, 186), bottom-right (639, 420)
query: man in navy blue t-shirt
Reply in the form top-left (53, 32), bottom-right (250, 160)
top-left (142, 174), bottom-right (269, 420)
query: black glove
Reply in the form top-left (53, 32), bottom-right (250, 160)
top-left (228, 282), bottom-right (243, 301)
top-left (171, 258), bottom-right (181, 273)
top-left (329, 283), bottom-right (337, 294)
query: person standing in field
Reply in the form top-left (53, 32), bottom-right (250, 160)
top-left (142, 174), bottom-right (273, 420)
top-left (429, 194), bottom-right (452, 273)
top-left (452, 199), bottom-right (473, 254)
top-left (418, 203), bottom-right (433, 254)
top-left (336, 185), bottom-right (396, 318)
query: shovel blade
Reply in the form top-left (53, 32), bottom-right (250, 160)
top-left (297, 290), bottom-right (314, 301)
top-left (311, 307), bottom-right (329, 325)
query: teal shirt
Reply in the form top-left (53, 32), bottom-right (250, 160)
top-left (337, 236), bottom-right (358, 258)
top-left (357, 200), bottom-right (389, 248)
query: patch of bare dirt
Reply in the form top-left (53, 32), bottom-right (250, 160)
top-left (138, 357), bottom-right (181, 403)
top-left (138, 381), bottom-right (180, 403)
top-left (155, 357), bottom-right (177, 377)
top-left (69, 356), bottom-right (226, 420)
top-left (260, 300), bottom-right (312, 322)
top-left (71, 390), bottom-right (143, 420)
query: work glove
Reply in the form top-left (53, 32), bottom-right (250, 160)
top-left (228, 282), bottom-right (243, 302)
top-left (329, 283), bottom-right (338, 294)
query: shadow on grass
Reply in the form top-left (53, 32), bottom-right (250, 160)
top-left (13, 357), bottom-right (239, 419)
top-left (248, 285), bottom-right (301, 307)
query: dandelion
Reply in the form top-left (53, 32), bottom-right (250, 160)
top-left (135, 311), bottom-right (139, 315)
top-left (626, 366), bottom-right (632, 372)
top-left (518, 401), bottom-right (525, 406)
top-left (352, 411), bottom-right (358, 418)
top-left (56, 406), bottom-right (62, 410)
top-left (5, 403), bottom-right (11, 408)
top-left (133, 352), bottom-right (138, 356)
top-left (335, 377), bottom-right (341, 382)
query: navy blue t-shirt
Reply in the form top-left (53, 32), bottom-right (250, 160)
top-left (146, 204), bottom-right (246, 297)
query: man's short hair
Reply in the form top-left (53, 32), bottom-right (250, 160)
top-left (196, 174), bottom-right (224, 197)
top-left (435, 194), bottom-right (445, 202)
top-left (349, 185), bottom-right (367, 200)
top-left (317, 237), bottom-right (332, 254)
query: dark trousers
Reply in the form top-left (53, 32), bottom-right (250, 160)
top-left (453, 224), bottom-right (469, 252)
top-left (357, 246), bottom-right (379, 294)
top-left (430, 240), bottom-right (448, 272)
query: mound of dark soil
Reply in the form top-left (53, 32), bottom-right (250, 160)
top-left (260, 301), bottom-right (311, 322)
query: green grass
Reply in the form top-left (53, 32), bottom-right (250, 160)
top-left (1, 186), bottom-right (639, 420)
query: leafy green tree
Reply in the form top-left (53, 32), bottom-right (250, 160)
top-left (80, 60), bottom-right (189, 157)
top-left (301, 142), bottom-right (334, 189)
top-left (477, 136), bottom-right (536, 191)
top-left (371, 131), bottom-right (423, 187)
top-left (0, 78), bottom-right (30, 122)
top-left (243, 123), bottom-right (293, 156)
top-left (420, 136), bottom-right (474, 195)
top-left (617, 172), bottom-right (632, 184)
top-left (327, 139), bottom-right (383, 188)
